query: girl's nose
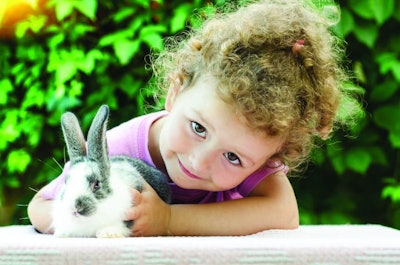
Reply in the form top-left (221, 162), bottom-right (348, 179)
top-left (188, 149), bottom-right (211, 173)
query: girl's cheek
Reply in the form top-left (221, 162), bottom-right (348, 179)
top-left (168, 121), bottom-right (189, 151)
top-left (214, 161), bottom-right (248, 189)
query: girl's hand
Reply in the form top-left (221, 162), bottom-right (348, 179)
top-left (125, 182), bottom-right (171, 237)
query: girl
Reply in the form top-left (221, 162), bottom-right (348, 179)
top-left (28, 0), bottom-right (348, 236)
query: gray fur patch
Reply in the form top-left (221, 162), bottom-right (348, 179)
top-left (110, 156), bottom-right (171, 203)
top-left (124, 220), bottom-right (133, 229)
top-left (71, 156), bottom-right (86, 166)
top-left (75, 196), bottom-right (96, 216)
top-left (86, 172), bottom-right (111, 200)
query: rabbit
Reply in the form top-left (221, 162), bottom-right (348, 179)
top-left (52, 105), bottom-right (171, 238)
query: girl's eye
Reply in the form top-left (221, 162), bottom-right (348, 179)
top-left (191, 121), bottom-right (207, 138)
top-left (224, 152), bottom-right (241, 166)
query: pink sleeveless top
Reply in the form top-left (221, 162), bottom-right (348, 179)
top-left (41, 111), bottom-right (288, 204)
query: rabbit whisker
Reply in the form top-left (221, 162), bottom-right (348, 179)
top-left (29, 187), bottom-right (39, 193)
top-left (37, 158), bottom-right (63, 173)
top-left (53, 157), bottom-right (64, 170)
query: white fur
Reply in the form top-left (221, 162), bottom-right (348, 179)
top-left (52, 161), bottom-right (143, 238)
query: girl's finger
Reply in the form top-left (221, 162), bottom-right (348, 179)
top-left (130, 188), bottom-right (142, 206)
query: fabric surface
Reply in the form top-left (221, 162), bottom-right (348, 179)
top-left (1, 225), bottom-right (400, 265)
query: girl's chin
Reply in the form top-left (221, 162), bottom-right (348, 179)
top-left (169, 172), bottom-right (206, 190)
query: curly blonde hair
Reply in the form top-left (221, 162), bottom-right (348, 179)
top-left (152, 0), bottom-right (346, 171)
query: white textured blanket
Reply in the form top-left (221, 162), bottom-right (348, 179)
top-left (1, 225), bottom-right (400, 264)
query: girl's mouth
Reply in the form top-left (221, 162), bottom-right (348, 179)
top-left (178, 160), bottom-right (202, 180)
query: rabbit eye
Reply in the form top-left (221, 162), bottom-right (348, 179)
top-left (91, 180), bottom-right (101, 192)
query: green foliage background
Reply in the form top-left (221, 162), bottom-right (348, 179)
top-left (0, 0), bottom-right (399, 229)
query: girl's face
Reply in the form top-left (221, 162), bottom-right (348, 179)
top-left (159, 74), bottom-right (283, 191)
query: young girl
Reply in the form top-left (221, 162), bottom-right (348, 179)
top-left (28, 0), bottom-right (347, 236)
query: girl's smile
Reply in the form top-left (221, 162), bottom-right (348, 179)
top-left (178, 159), bottom-right (203, 180)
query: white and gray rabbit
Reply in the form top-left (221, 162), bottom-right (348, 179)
top-left (52, 105), bottom-right (171, 238)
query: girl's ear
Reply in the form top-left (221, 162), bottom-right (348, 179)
top-left (165, 78), bottom-right (183, 111)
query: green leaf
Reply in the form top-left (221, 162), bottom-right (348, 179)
top-left (370, 0), bottom-right (394, 25)
top-left (140, 32), bottom-right (164, 51)
top-left (30, 15), bottom-right (48, 33)
top-left (69, 80), bottom-right (84, 97)
top-left (7, 149), bottom-right (32, 174)
top-left (376, 53), bottom-right (397, 74)
top-left (112, 7), bottom-right (136, 23)
top-left (0, 110), bottom-right (21, 150)
top-left (376, 53), bottom-right (400, 81)
top-left (139, 25), bottom-right (166, 51)
top-left (334, 8), bottom-right (354, 38)
top-left (133, 0), bottom-right (150, 8)
top-left (118, 74), bottom-right (142, 97)
top-left (75, 0), bottom-right (97, 20)
top-left (353, 22), bottom-right (378, 48)
top-left (373, 104), bottom-right (400, 148)
top-left (382, 185), bottom-right (400, 202)
top-left (113, 39), bottom-right (141, 65)
top-left (353, 61), bottom-right (367, 84)
top-left (373, 105), bottom-right (400, 131)
top-left (345, 148), bottom-right (372, 174)
top-left (171, 4), bottom-right (192, 33)
top-left (326, 142), bottom-right (346, 175)
top-left (349, 0), bottom-right (374, 19)
top-left (394, 0), bottom-right (400, 21)
top-left (0, 79), bottom-right (13, 105)
top-left (22, 84), bottom-right (46, 109)
top-left (369, 80), bottom-right (399, 103)
top-left (56, 61), bottom-right (77, 84)
top-left (389, 129), bottom-right (400, 148)
top-left (48, 33), bottom-right (65, 50)
top-left (5, 176), bottom-right (21, 188)
top-left (55, 1), bottom-right (74, 21)
top-left (98, 30), bottom-right (133, 47)
top-left (76, 49), bottom-right (102, 74)
top-left (72, 24), bottom-right (96, 39)
top-left (367, 146), bottom-right (388, 166)
top-left (128, 16), bottom-right (145, 34)
top-left (21, 115), bottom-right (43, 147)
top-left (391, 62), bottom-right (400, 82)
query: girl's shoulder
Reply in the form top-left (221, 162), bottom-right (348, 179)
top-left (237, 163), bottom-right (289, 197)
top-left (106, 110), bottom-right (168, 163)
top-left (108, 110), bottom-right (168, 136)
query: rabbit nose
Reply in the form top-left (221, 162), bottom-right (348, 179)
top-left (75, 196), bottom-right (96, 216)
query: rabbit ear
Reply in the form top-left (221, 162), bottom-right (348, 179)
top-left (61, 112), bottom-right (87, 165)
top-left (87, 105), bottom-right (110, 171)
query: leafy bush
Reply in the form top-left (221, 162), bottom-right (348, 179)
top-left (293, 0), bottom-right (400, 229)
top-left (0, 0), bottom-right (208, 225)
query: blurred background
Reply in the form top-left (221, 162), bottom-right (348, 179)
top-left (0, 0), bottom-right (399, 229)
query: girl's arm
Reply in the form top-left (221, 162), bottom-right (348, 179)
top-left (27, 188), bottom-right (54, 234)
top-left (127, 170), bottom-right (299, 236)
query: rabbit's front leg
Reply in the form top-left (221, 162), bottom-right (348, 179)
top-left (95, 222), bottom-right (131, 238)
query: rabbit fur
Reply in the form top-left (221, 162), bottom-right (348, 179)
top-left (52, 105), bottom-right (171, 238)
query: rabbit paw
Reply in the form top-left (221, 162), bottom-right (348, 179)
top-left (54, 231), bottom-right (76, 238)
top-left (96, 226), bottom-right (129, 238)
